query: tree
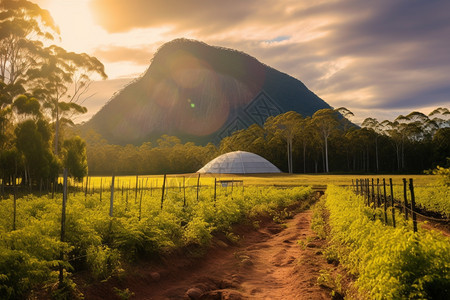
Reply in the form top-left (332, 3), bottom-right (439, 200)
top-left (265, 111), bottom-right (302, 174)
top-left (0, 0), bottom-right (59, 90)
top-left (29, 45), bottom-right (107, 155)
top-left (63, 136), bottom-right (87, 181)
top-left (15, 118), bottom-right (58, 185)
top-left (311, 109), bottom-right (339, 173)
top-left (361, 117), bottom-right (384, 172)
top-left (432, 128), bottom-right (450, 167)
top-left (12, 94), bottom-right (41, 120)
top-left (429, 107), bottom-right (450, 130)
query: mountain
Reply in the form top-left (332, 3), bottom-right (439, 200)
top-left (84, 39), bottom-right (331, 145)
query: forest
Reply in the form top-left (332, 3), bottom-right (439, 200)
top-left (76, 107), bottom-right (450, 176)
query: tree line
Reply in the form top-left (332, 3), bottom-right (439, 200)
top-left (77, 107), bottom-right (449, 175)
top-left (0, 0), bottom-right (105, 187)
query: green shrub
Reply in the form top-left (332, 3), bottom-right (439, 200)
top-left (325, 185), bottom-right (450, 299)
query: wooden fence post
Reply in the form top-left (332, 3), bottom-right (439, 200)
top-left (409, 178), bottom-right (418, 232)
top-left (99, 178), bottom-right (103, 201)
top-left (110, 175), bottom-right (115, 217)
top-left (135, 175), bottom-right (139, 204)
top-left (214, 178), bottom-right (217, 207)
top-left (183, 176), bottom-right (186, 207)
top-left (389, 178), bottom-right (396, 228)
top-left (356, 179), bottom-right (359, 194)
top-left (150, 179), bottom-right (153, 196)
top-left (59, 168), bottom-right (68, 287)
top-left (376, 178), bottom-right (381, 208)
top-left (366, 179), bottom-right (370, 205)
top-left (161, 174), bottom-right (166, 210)
top-left (402, 178), bottom-right (408, 220)
top-left (85, 176), bottom-right (88, 198)
top-left (13, 175), bottom-right (17, 231)
top-left (139, 185), bottom-right (143, 221)
top-left (383, 178), bottom-right (387, 223)
top-left (371, 178), bottom-right (375, 208)
top-left (196, 173), bottom-right (201, 202)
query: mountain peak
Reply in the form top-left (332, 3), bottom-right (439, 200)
top-left (85, 39), bottom-right (331, 145)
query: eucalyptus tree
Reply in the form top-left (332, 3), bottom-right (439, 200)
top-left (381, 119), bottom-right (404, 171)
top-left (15, 118), bottom-right (58, 185)
top-left (62, 136), bottom-right (87, 182)
top-left (361, 117), bottom-right (385, 172)
top-left (265, 111), bottom-right (302, 174)
top-left (297, 116), bottom-right (312, 173)
top-left (29, 45), bottom-right (107, 155)
top-left (0, 0), bottom-right (58, 150)
top-left (12, 94), bottom-right (40, 121)
top-left (429, 107), bottom-right (450, 130)
top-left (311, 109), bottom-right (340, 173)
top-left (432, 127), bottom-right (450, 166)
top-left (0, 0), bottom-right (59, 91)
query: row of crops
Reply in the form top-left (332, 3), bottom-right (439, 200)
top-left (317, 185), bottom-right (450, 299)
top-left (0, 180), bottom-right (312, 299)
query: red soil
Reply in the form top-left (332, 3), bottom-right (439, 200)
top-left (81, 208), bottom-right (347, 299)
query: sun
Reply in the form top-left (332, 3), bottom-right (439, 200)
top-left (44, 0), bottom-right (101, 53)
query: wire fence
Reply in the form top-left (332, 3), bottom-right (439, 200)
top-left (351, 178), bottom-right (449, 233)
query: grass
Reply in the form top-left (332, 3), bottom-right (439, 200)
top-left (70, 173), bottom-right (439, 190)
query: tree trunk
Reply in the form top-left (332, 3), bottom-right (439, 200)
top-left (54, 103), bottom-right (59, 155)
top-left (303, 142), bottom-right (306, 174)
top-left (401, 139), bottom-right (405, 170)
top-left (375, 137), bottom-right (379, 173)
top-left (324, 136), bottom-right (329, 173)
top-left (289, 139), bottom-right (293, 173)
top-left (366, 146), bottom-right (370, 172)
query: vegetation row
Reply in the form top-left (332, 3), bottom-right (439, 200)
top-left (313, 185), bottom-right (450, 299)
top-left (0, 184), bottom-right (312, 299)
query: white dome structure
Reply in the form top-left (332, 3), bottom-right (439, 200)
top-left (198, 151), bottom-right (281, 174)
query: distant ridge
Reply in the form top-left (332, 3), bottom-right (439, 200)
top-left (84, 39), bottom-right (331, 145)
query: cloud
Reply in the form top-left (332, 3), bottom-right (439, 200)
top-left (87, 0), bottom-right (450, 120)
top-left (93, 45), bottom-right (157, 64)
top-left (90, 0), bottom-right (261, 34)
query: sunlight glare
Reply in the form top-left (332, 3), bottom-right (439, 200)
top-left (46, 0), bottom-right (99, 52)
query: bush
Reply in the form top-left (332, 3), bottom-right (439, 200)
top-left (325, 186), bottom-right (450, 299)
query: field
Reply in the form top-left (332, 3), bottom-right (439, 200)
top-left (0, 177), bottom-right (313, 299)
top-left (0, 173), bottom-right (448, 299)
top-left (72, 173), bottom-right (438, 186)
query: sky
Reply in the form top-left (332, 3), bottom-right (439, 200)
top-left (35, 0), bottom-right (450, 124)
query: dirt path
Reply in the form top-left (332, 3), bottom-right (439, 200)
top-left (84, 209), bottom-right (340, 299)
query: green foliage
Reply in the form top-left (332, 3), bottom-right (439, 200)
top-left (392, 176), bottom-right (450, 217)
top-left (0, 183), bottom-right (312, 296)
top-left (86, 245), bottom-right (121, 280)
top-left (113, 287), bottom-right (134, 300)
top-left (13, 95), bottom-right (41, 117)
top-left (325, 185), bottom-right (450, 299)
top-left (310, 198), bottom-right (327, 239)
top-left (428, 164), bottom-right (450, 186)
top-left (63, 136), bottom-right (88, 181)
top-left (183, 217), bottom-right (213, 246)
top-left (15, 119), bottom-right (59, 182)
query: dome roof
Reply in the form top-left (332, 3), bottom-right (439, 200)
top-left (198, 151), bottom-right (281, 174)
